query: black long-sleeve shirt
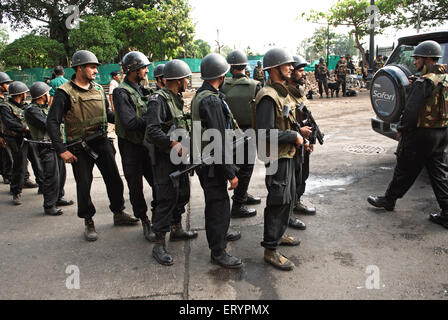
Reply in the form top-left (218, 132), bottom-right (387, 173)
top-left (47, 80), bottom-right (112, 154)
top-left (397, 78), bottom-right (433, 133)
top-left (256, 96), bottom-right (299, 145)
top-left (197, 82), bottom-right (236, 180)
top-left (113, 77), bottom-right (149, 132)
top-left (0, 98), bottom-right (28, 135)
top-left (144, 90), bottom-right (175, 151)
top-left (24, 104), bottom-right (48, 133)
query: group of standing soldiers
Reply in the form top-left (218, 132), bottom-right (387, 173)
top-left (0, 46), bottom-right (318, 271)
top-left (314, 55), bottom-right (356, 98)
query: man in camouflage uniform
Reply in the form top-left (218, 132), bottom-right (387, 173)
top-left (314, 58), bottom-right (329, 98)
top-left (335, 56), bottom-right (348, 97)
top-left (368, 40), bottom-right (448, 229)
top-left (253, 61), bottom-right (266, 87)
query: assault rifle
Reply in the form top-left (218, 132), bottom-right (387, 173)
top-left (169, 135), bottom-right (250, 186)
top-left (283, 105), bottom-right (306, 174)
top-left (296, 102), bottom-right (325, 145)
top-left (24, 130), bottom-right (106, 160)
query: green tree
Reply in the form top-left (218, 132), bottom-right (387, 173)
top-left (0, 0), bottom-right (157, 57)
top-left (332, 34), bottom-right (358, 57)
top-left (181, 39), bottom-right (211, 58)
top-left (302, 0), bottom-right (394, 65)
top-left (69, 15), bottom-right (122, 63)
top-left (112, 0), bottom-right (195, 61)
top-left (0, 25), bottom-right (9, 70)
top-left (0, 34), bottom-right (65, 69)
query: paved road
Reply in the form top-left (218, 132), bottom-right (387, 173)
top-left (1, 90), bottom-right (447, 300)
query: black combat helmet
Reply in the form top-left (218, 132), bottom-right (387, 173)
top-left (8, 81), bottom-right (29, 96)
top-left (153, 64), bottom-right (165, 78)
top-left (411, 40), bottom-right (442, 58)
top-left (122, 51), bottom-right (151, 74)
top-left (71, 50), bottom-right (100, 67)
top-left (292, 55), bottom-right (308, 70)
top-left (0, 72), bottom-right (13, 84)
top-left (226, 50), bottom-right (248, 66)
top-left (200, 53), bottom-right (230, 80)
top-left (263, 48), bottom-right (294, 71)
top-left (30, 82), bottom-right (51, 100)
top-left (163, 60), bottom-right (192, 80)
top-left (319, 57), bottom-right (325, 62)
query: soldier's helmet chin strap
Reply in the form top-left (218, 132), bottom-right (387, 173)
top-left (277, 66), bottom-right (288, 82)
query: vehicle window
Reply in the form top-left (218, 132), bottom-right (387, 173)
top-left (389, 42), bottom-right (448, 74)
top-left (388, 45), bottom-right (417, 74)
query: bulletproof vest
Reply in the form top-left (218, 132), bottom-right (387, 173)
top-left (254, 67), bottom-right (265, 80)
top-left (251, 80), bottom-right (297, 160)
top-left (0, 100), bottom-right (27, 137)
top-left (417, 64), bottom-right (448, 128)
top-left (0, 96), bottom-right (4, 135)
top-left (221, 76), bottom-right (258, 128)
top-left (58, 81), bottom-right (107, 142)
top-left (26, 103), bottom-right (49, 141)
top-left (316, 63), bottom-right (328, 77)
top-left (375, 59), bottom-right (384, 70)
top-left (337, 61), bottom-right (348, 76)
top-left (287, 85), bottom-right (308, 123)
top-left (114, 81), bottom-right (148, 145)
top-left (191, 89), bottom-right (237, 153)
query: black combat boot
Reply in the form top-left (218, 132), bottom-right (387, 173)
top-left (141, 217), bottom-right (156, 242)
top-left (231, 203), bottom-right (256, 218)
top-left (84, 218), bottom-right (98, 242)
top-left (429, 210), bottom-right (448, 229)
top-left (294, 200), bottom-right (316, 215)
top-left (211, 249), bottom-right (243, 269)
top-left (23, 179), bottom-right (38, 188)
top-left (288, 217), bottom-right (306, 230)
top-left (367, 195), bottom-right (396, 211)
top-left (12, 194), bottom-right (22, 206)
top-left (225, 229), bottom-right (241, 242)
top-left (244, 193), bottom-right (261, 205)
top-left (152, 233), bottom-right (173, 266)
top-left (169, 222), bottom-right (198, 241)
top-left (44, 206), bottom-right (63, 216)
top-left (56, 198), bottom-right (74, 206)
top-left (113, 210), bottom-right (140, 226)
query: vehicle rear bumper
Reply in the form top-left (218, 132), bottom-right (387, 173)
top-left (371, 117), bottom-right (399, 141)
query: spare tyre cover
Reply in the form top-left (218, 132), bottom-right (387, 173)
top-left (370, 65), bottom-right (410, 123)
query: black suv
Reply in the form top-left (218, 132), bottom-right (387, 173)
top-left (370, 31), bottom-right (448, 140)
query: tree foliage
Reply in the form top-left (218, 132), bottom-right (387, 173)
top-left (181, 39), bottom-right (211, 58)
top-left (0, 34), bottom-right (65, 69)
top-left (112, 0), bottom-right (195, 61)
top-left (302, 0), bottom-right (395, 65)
top-left (0, 0), bottom-right (156, 54)
top-left (69, 16), bottom-right (122, 63)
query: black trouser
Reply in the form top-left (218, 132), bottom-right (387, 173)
top-left (336, 75), bottom-right (346, 96)
top-left (38, 146), bottom-right (66, 209)
top-left (118, 137), bottom-right (155, 220)
top-left (6, 136), bottom-right (28, 195)
top-left (25, 143), bottom-right (43, 187)
top-left (296, 151), bottom-right (310, 201)
top-left (232, 134), bottom-right (255, 205)
top-left (262, 158), bottom-right (296, 250)
top-left (69, 137), bottom-right (125, 219)
top-left (196, 165), bottom-right (230, 252)
top-left (386, 128), bottom-right (448, 210)
top-left (151, 152), bottom-right (190, 234)
top-left (1, 144), bottom-right (12, 179)
top-left (317, 78), bottom-right (329, 96)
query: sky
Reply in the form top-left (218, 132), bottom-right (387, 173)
top-left (2, 0), bottom-right (448, 56)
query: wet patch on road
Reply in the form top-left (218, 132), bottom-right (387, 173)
top-left (305, 175), bottom-right (356, 195)
top-left (333, 251), bottom-right (355, 267)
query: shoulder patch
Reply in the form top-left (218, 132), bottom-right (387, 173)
top-left (149, 94), bottom-right (159, 102)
